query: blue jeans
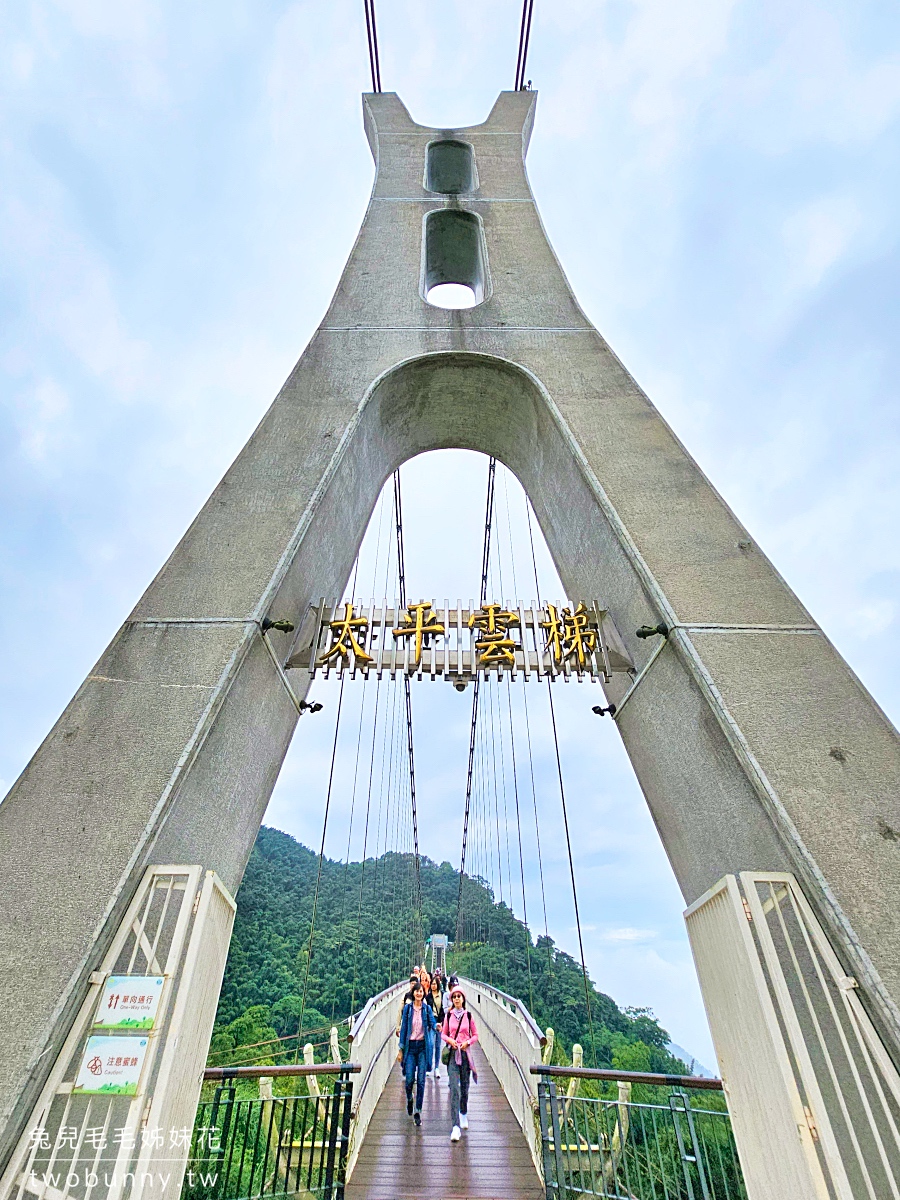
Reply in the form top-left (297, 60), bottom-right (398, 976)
top-left (432, 1030), bottom-right (442, 1070)
top-left (403, 1039), bottom-right (427, 1112)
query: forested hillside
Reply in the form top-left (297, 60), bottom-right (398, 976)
top-left (211, 825), bottom-right (689, 1076)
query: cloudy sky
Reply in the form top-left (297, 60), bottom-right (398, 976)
top-left (2, 0), bottom-right (899, 1068)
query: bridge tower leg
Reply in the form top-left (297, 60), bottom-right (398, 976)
top-left (2, 91), bottom-right (900, 1196)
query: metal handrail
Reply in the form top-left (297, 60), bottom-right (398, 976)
top-left (204, 1063), bottom-right (361, 1080)
top-left (532, 1065), bottom-right (724, 1090)
top-left (472, 999), bottom-right (535, 1096)
top-left (347, 980), bottom-right (407, 1043)
top-left (353, 1027), bottom-right (399, 1106)
top-left (464, 977), bottom-right (547, 1046)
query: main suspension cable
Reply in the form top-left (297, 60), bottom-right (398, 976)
top-left (456, 456), bottom-right (497, 944)
top-left (524, 498), bottom-right (597, 1063)
top-left (350, 675), bottom-right (384, 1014)
top-left (546, 682), bottom-right (598, 1065)
top-left (329, 549), bottom-right (367, 1022)
top-left (514, 0), bottom-right (535, 91)
top-left (523, 502), bottom-right (553, 970)
top-left (495, 470), bottom-right (535, 1009)
top-left (295, 673), bottom-right (347, 1060)
top-left (363, 0), bottom-right (382, 92)
top-left (394, 471), bottom-right (425, 964)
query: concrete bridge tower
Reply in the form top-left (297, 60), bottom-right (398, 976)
top-left (2, 91), bottom-right (900, 1199)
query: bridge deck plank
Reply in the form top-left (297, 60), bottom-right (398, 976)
top-left (346, 1045), bottom-right (544, 1200)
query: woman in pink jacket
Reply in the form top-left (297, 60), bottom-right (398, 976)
top-left (442, 985), bottom-right (478, 1142)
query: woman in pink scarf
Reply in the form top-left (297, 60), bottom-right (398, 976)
top-left (441, 986), bottom-right (478, 1142)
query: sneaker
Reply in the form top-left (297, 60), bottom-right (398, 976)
top-left (425, 1070), bottom-right (432, 1079)
top-left (407, 1099), bottom-right (413, 1116)
top-left (460, 1113), bottom-right (469, 1130)
top-left (434, 1068), bottom-right (440, 1079)
top-left (414, 1112), bottom-right (421, 1127)
top-left (450, 1125), bottom-right (461, 1142)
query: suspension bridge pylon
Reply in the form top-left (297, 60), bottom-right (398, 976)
top-left (2, 91), bottom-right (900, 1199)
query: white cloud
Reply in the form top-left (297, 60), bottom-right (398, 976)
top-left (9, 42), bottom-right (36, 82)
top-left (13, 378), bottom-right (71, 465)
top-left (600, 928), bottom-right (659, 944)
top-left (848, 601), bottom-right (896, 641)
top-left (781, 194), bottom-right (863, 295)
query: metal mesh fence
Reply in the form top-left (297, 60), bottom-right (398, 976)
top-left (537, 1079), bottom-right (747, 1200)
top-left (181, 1077), bottom-right (353, 1200)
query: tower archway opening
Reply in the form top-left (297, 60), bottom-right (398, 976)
top-left (425, 138), bottom-right (477, 195)
top-left (266, 446), bottom-right (712, 1071)
top-left (422, 209), bottom-right (488, 307)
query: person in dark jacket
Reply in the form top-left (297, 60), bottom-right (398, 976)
top-left (428, 975), bottom-right (446, 1078)
top-left (396, 971), bottom-right (420, 1040)
top-left (398, 983), bottom-right (436, 1126)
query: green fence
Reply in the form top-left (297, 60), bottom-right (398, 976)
top-left (535, 1070), bottom-right (747, 1200)
top-left (180, 1070), bottom-right (354, 1200)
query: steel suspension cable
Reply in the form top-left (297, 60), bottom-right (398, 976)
top-left (350, 675), bottom-right (384, 1014)
top-left (546, 683), bottom-right (597, 1065)
top-left (295, 672), bottom-right (347, 1060)
top-left (523, 502), bottom-right (555, 973)
top-left (457, 678), bottom-right (481, 944)
top-left (505, 674), bottom-right (535, 1012)
top-left (363, 0), bottom-right (382, 92)
top-left (456, 456), bottom-right (497, 944)
top-left (391, 729), bottom-right (412, 984)
top-left (514, 0), bottom-right (535, 91)
top-left (329, 550), bottom-right (366, 1022)
top-left (524, 498), bottom-right (597, 1063)
top-left (489, 489), bottom-right (516, 917)
top-left (393, 471), bottom-right (425, 965)
top-left (338, 486), bottom-right (391, 1011)
top-left (368, 486), bottom-right (401, 987)
top-left (520, 673), bottom-right (552, 972)
top-left (371, 667), bottom-right (401, 982)
top-left (492, 468), bottom-right (539, 1002)
top-left (477, 466), bottom-right (535, 1001)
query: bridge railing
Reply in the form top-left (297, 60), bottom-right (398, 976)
top-left (344, 981), bottom-right (408, 1179)
top-left (182, 1064), bottom-right (359, 1200)
top-left (533, 1066), bottom-right (747, 1200)
top-left (461, 978), bottom-right (546, 1175)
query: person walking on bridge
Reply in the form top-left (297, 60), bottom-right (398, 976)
top-left (442, 985), bottom-right (479, 1142)
top-left (428, 975), bottom-right (445, 1079)
top-left (443, 973), bottom-right (458, 1014)
top-left (397, 973), bottom-right (418, 1024)
top-left (398, 982), bottom-right (435, 1127)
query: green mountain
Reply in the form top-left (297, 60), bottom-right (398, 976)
top-left (212, 825), bottom-right (689, 1077)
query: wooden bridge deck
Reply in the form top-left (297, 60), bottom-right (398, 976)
top-left (345, 1044), bottom-right (544, 1200)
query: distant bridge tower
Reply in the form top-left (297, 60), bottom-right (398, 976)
top-left (428, 934), bottom-right (448, 978)
top-left (2, 92), bottom-right (900, 1199)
